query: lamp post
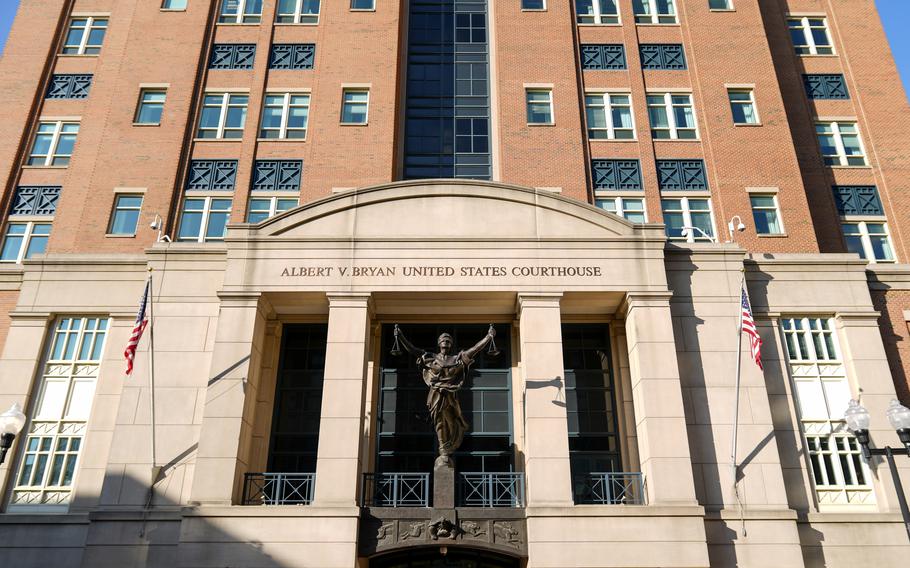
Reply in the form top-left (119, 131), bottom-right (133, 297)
top-left (0, 402), bottom-right (26, 465)
top-left (680, 225), bottom-right (717, 244)
top-left (844, 398), bottom-right (910, 542)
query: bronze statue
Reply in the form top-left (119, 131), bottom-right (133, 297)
top-left (392, 324), bottom-right (497, 466)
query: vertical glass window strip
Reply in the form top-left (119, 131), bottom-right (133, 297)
top-left (162, 0), bottom-right (188, 9)
top-left (219, 0), bottom-right (262, 23)
top-left (0, 223), bottom-right (51, 263)
top-left (246, 196), bottom-right (298, 223)
top-left (277, 0), bottom-right (320, 23)
top-left (341, 89), bottom-right (369, 124)
top-left (841, 222), bottom-right (895, 263)
top-left (750, 195), bottom-right (783, 235)
top-left (260, 93), bottom-right (310, 139)
top-left (197, 93), bottom-right (248, 139)
top-left (177, 197), bottom-right (233, 242)
top-left (728, 89), bottom-right (759, 124)
top-left (108, 195), bottom-right (143, 236)
top-left (816, 122), bottom-right (866, 166)
top-left (585, 93), bottom-right (634, 139)
top-left (526, 90), bottom-right (553, 124)
top-left (11, 317), bottom-right (108, 511)
top-left (709, 0), bottom-right (732, 9)
top-left (660, 197), bottom-right (714, 242)
top-left (576, 0), bottom-right (619, 24)
top-left (135, 90), bottom-right (166, 125)
top-left (633, 0), bottom-right (677, 24)
top-left (596, 197), bottom-right (646, 222)
top-left (647, 93), bottom-right (696, 139)
top-left (788, 17), bottom-right (834, 55)
top-left (28, 122), bottom-right (79, 166)
top-left (350, 0), bottom-right (375, 9)
top-left (61, 17), bottom-right (108, 55)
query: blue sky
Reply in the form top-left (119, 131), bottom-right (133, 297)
top-left (0, 0), bottom-right (908, 96)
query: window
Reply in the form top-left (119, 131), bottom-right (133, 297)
top-left (277, 0), bottom-right (320, 23)
top-left (209, 44), bottom-right (256, 69)
top-left (816, 121), bottom-right (866, 166)
top-left (526, 90), bottom-right (553, 124)
top-left (350, 0), bottom-right (375, 9)
top-left (576, 0), bottom-right (619, 24)
top-left (633, 0), bottom-right (676, 24)
top-left (108, 195), bottom-right (143, 236)
top-left (28, 122), bottom-right (79, 167)
top-left (9, 317), bottom-right (109, 512)
top-left (135, 90), bottom-right (166, 125)
top-left (804, 74), bottom-right (849, 100)
top-left (842, 222), bottom-right (894, 263)
top-left (247, 196), bottom-right (298, 223)
top-left (219, 0), bottom-right (262, 23)
top-left (657, 160), bottom-right (708, 190)
top-left (197, 93), bottom-right (248, 139)
top-left (580, 45), bottom-right (626, 70)
top-left (788, 16), bottom-right (834, 55)
top-left (162, 0), bottom-right (188, 9)
top-left (62, 17), bottom-right (107, 55)
top-left (585, 93), bottom-right (634, 139)
top-left (186, 160), bottom-right (238, 190)
top-left (647, 93), bottom-right (696, 139)
top-left (260, 93), bottom-right (309, 139)
top-left (46, 75), bottom-right (92, 99)
top-left (177, 197), bottom-right (233, 242)
top-left (661, 197), bottom-right (714, 242)
top-left (251, 160), bottom-right (303, 191)
top-left (0, 223), bottom-right (51, 263)
top-left (596, 197), bottom-right (646, 222)
top-left (708, 0), bottom-right (732, 9)
top-left (522, 0), bottom-right (546, 9)
top-left (750, 194), bottom-right (783, 235)
top-left (341, 89), bottom-right (369, 124)
top-left (639, 44), bottom-right (686, 69)
top-left (269, 44), bottom-right (316, 70)
top-left (781, 317), bottom-right (873, 506)
top-left (728, 89), bottom-right (759, 124)
top-left (591, 159), bottom-right (642, 190)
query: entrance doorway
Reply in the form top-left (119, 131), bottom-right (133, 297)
top-left (369, 547), bottom-right (521, 568)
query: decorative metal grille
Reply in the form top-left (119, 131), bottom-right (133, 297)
top-left (269, 44), bottom-right (316, 70)
top-left (251, 160), bottom-right (303, 191)
top-left (362, 473), bottom-right (431, 507)
top-left (242, 473), bottom-right (315, 505)
top-left (580, 45), bottom-right (626, 70)
top-left (572, 472), bottom-right (645, 505)
top-left (804, 74), bottom-right (849, 100)
top-left (186, 160), bottom-right (238, 191)
top-left (832, 186), bottom-right (883, 216)
top-left (656, 160), bottom-right (708, 191)
top-left (46, 74), bottom-right (93, 99)
top-left (458, 472), bottom-right (524, 507)
top-left (639, 44), bottom-right (686, 70)
top-left (592, 159), bottom-right (642, 190)
top-left (209, 44), bottom-right (256, 69)
top-left (10, 186), bottom-right (61, 216)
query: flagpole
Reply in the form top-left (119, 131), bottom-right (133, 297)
top-left (731, 269), bottom-right (745, 482)
top-left (147, 268), bottom-right (158, 483)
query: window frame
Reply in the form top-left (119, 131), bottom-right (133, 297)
top-left (521, 0), bottom-right (547, 11)
top-left (197, 92), bottom-right (249, 139)
top-left (525, 88), bottom-right (554, 125)
top-left (218, 0), bottom-right (262, 24)
top-left (107, 194), bottom-right (144, 237)
top-left (276, 0), bottom-right (321, 24)
top-left (134, 89), bottom-right (167, 126)
top-left (246, 195), bottom-right (300, 223)
top-left (595, 195), bottom-right (647, 223)
top-left (788, 16), bottom-right (835, 56)
top-left (61, 16), bottom-right (108, 56)
top-left (576, 0), bottom-right (620, 25)
top-left (350, 0), bottom-right (376, 11)
top-left (259, 92), bottom-right (310, 139)
top-left (749, 193), bottom-right (784, 235)
top-left (177, 195), bottom-right (234, 242)
top-left (161, 0), bottom-right (188, 10)
top-left (660, 196), bottom-right (715, 242)
top-left (340, 88), bottom-right (370, 125)
top-left (585, 92), bottom-right (635, 140)
top-left (708, 0), bottom-right (733, 10)
top-left (634, 0), bottom-right (677, 25)
top-left (647, 92), bottom-right (698, 140)
top-left (815, 121), bottom-right (867, 167)
top-left (0, 221), bottom-right (52, 263)
top-left (728, 88), bottom-right (759, 125)
top-left (27, 121), bottom-right (80, 167)
top-left (840, 220), bottom-right (895, 263)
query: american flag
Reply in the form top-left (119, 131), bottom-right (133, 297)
top-left (124, 278), bottom-right (150, 376)
top-left (741, 286), bottom-right (763, 370)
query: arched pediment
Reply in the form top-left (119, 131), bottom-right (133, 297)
top-left (234, 179), bottom-right (664, 241)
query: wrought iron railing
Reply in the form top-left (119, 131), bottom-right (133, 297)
top-left (242, 472), bottom-right (315, 505)
top-left (458, 472), bottom-right (525, 507)
top-left (572, 472), bottom-right (645, 505)
top-left (362, 473), bottom-right (431, 507)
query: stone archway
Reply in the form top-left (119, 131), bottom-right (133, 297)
top-left (368, 546), bottom-right (521, 568)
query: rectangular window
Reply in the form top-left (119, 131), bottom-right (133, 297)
top-left (596, 197), bottom-right (646, 223)
top-left (804, 74), bottom-right (849, 100)
top-left (277, 0), bottom-right (320, 24)
top-left (62, 17), bottom-right (107, 55)
top-left (9, 317), bottom-right (109, 512)
top-left (162, 0), bottom-right (188, 9)
top-left (788, 16), bottom-right (834, 55)
top-left (0, 223), bottom-right (51, 263)
top-left (247, 196), bottom-right (298, 223)
top-left (522, 0), bottom-right (546, 9)
top-left (108, 195), bottom-right (143, 236)
top-left (576, 0), bottom-right (619, 24)
top-left (816, 121), bottom-right (866, 166)
top-left (728, 89), bottom-right (759, 124)
top-left (708, 0), bottom-right (732, 9)
top-left (842, 222), bottom-right (894, 263)
top-left (633, 0), bottom-right (676, 24)
top-left (526, 89), bottom-right (553, 124)
top-left (350, 0), bottom-right (375, 9)
top-left (750, 194), bottom-right (783, 235)
top-left (28, 122), bottom-right (79, 167)
top-left (197, 93), bottom-right (248, 139)
top-left (341, 89), bottom-right (369, 124)
top-left (585, 93), bottom-right (634, 140)
top-left (219, 0), bottom-right (262, 23)
top-left (135, 90), bottom-right (166, 125)
top-left (661, 197), bottom-right (714, 242)
top-left (647, 93), bottom-right (696, 139)
top-left (177, 197), bottom-right (233, 242)
top-left (260, 93), bottom-right (310, 139)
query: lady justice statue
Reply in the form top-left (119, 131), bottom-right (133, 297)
top-left (391, 324), bottom-right (498, 467)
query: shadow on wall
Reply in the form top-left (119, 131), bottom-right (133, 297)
top-left (866, 274), bottom-right (910, 406)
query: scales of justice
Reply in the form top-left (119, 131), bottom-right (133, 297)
top-left (389, 324), bottom-right (500, 468)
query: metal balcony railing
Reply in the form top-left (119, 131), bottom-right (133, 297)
top-left (361, 473), bottom-right (431, 507)
top-left (457, 472), bottom-right (525, 507)
top-left (242, 472), bottom-right (315, 505)
top-left (572, 472), bottom-right (645, 505)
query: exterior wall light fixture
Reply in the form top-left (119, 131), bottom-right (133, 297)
top-left (0, 402), bottom-right (26, 465)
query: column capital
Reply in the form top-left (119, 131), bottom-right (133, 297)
top-left (834, 310), bottom-right (882, 327)
top-left (621, 291), bottom-right (673, 315)
top-left (326, 292), bottom-right (373, 309)
top-left (516, 292), bottom-right (562, 315)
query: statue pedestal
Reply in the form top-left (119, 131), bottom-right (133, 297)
top-left (433, 457), bottom-right (456, 509)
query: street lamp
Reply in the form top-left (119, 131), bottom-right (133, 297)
top-left (680, 226), bottom-right (717, 243)
top-left (0, 402), bottom-right (26, 465)
top-left (844, 398), bottom-right (910, 542)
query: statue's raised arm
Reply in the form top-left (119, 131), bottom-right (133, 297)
top-left (462, 324), bottom-right (497, 361)
top-left (393, 324), bottom-right (426, 357)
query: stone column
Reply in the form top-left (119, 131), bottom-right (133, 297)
top-left (312, 293), bottom-right (372, 507)
top-left (517, 293), bottom-right (574, 507)
top-left (624, 292), bottom-right (698, 505)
